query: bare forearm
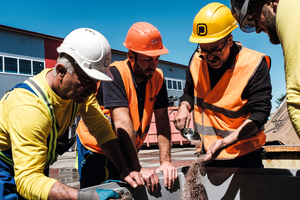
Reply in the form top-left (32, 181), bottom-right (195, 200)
top-left (223, 119), bottom-right (258, 147)
top-left (110, 107), bottom-right (141, 171)
top-left (157, 134), bottom-right (171, 162)
top-left (155, 108), bottom-right (172, 163)
top-left (111, 107), bottom-right (137, 149)
top-left (48, 181), bottom-right (77, 200)
top-left (114, 120), bottom-right (137, 151)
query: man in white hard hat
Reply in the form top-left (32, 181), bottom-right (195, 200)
top-left (174, 3), bottom-right (272, 167)
top-left (0, 28), bottom-right (143, 200)
top-left (230, 0), bottom-right (300, 138)
top-left (76, 22), bottom-right (178, 193)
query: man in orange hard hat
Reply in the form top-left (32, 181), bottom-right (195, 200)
top-left (76, 22), bottom-right (178, 193)
top-left (174, 3), bottom-right (272, 168)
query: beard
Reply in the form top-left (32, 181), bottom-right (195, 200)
top-left (133, 63), bottom-right (154, 80)
top-left (263, 7), bottom-right (280, 45)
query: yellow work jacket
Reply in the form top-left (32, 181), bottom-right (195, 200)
top-left (190, 44), bottom-right (270, 159)
top-left (77, 59), bottom-right (164, 154)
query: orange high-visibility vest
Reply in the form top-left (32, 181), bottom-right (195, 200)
top-left (190, 43), bottom-right (270, 159)
top-left (77, 59), bottom-right (164, 154)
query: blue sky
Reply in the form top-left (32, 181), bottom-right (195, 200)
top-left (2, 0), bottom-right (285, 112)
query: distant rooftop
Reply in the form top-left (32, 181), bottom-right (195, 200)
top-left (0, 24), bottom-right (187, 69)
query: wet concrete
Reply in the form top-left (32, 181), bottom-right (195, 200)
top-left (49, 146), bottom-right (197, 189)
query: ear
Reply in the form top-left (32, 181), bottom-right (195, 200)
top-left (55, 64), bottom-right (67, 80)
top-left (228, 35), bottom-right (234, 47)
top-left (273, 0), bottom-right (279, 11)
top-left (127, 51), bottom-right (135, 66)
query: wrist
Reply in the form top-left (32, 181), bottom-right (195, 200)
top-left (179, 101), bottom-right (191, 111)
top-left (160, 160), bottom-right (171, 164)
top-left (77, 189), bottom-right (99, 200)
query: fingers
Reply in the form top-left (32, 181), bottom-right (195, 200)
top-left (185, 117), bottom-right (191, 129)
top-left (144, 172), bottom-right (159, 193)
top-left (140, 168), bottom-right (160, 193)
top-left (124, 172), bottom-right (144, 189)
top-left (163, 167), bottom-right (178, 189)
top-left (202, 151), bottom-right (213, 165)
top-left (173, 118), bottom-right (184, 130)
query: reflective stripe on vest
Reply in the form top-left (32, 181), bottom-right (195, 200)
top-left (0, 151), bottom-right (13, 166)
top-left (0, 78), bottom-right (79, 168)
top-left (77, 59), bottom-right (164, 154)
top-left (25, 78), bottom-right (57, 167)
top-left (190, 43), bottom-right (270, 159)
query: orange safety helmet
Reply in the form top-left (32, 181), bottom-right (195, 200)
top-left (123, 22), bottom-right (169, 56)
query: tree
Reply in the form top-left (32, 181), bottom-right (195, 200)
top-left (275, 94), bottom-right (286, 109)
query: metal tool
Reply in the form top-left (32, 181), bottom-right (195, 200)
top-left (180, 128), bottom-right (201, 142)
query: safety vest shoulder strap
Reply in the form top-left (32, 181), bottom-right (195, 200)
top-left (25, 78), bottom-right (58, 168)
top-left (0, 78), bottom-right (79, 168)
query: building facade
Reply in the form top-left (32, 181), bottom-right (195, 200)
top-left (0, 25), bottom-right (187, 106)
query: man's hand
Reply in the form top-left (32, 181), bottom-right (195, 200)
top-left (202, 139), bottom-right (226, 164)
top-left (120, 168), bottom-right (144, 189)
top-left (156, 161), bottom-right (178, 190)
top-left (140, 167), bottom-right (159, 193)
top-left (173, 102), bottom-right (191, 130)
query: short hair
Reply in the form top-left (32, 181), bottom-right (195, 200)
top-left (53, 53), bottom-right (75, 76)
top-left (129, 50), bottom-right (138, 63)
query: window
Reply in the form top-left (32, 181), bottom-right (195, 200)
top-left (173, 80), bottom-right (177, 90)
top-left (167, 80), bottom-right (172, 89)
top-left (5, 57), bottom-right (17, 73)
top-left (165, 78), bottom-right (183, 91)
top-left (178, 81), bottom-right (182, 90)
top-left (0, 56), bottom-right (2, 72)
top-left (0, 54), bottom-right (45, 75)
top-left (19, 59), bottom-right (31, 75)
top-left (33, 61), bottom-right (44, 75)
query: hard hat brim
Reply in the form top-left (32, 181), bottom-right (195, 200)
top-left (80, 67), bottom-right (114, 82)
top-left (126, 44), bottom-right (169, 57)
top-left (189, 35), bottom-right (222, 44)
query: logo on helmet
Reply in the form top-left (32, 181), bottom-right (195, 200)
top-left (152, 39), bottom-right (158, 44)
top-left (197, 24), bottom-right (207, 36)
top-left (104, 58), bottom-right (110, 68)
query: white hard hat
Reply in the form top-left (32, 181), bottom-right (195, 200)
top-left (57, 28), bottom-right (113, 81)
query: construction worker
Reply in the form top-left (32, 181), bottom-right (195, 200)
top-left (230, 0), bottom-right (300, 138)
top-left (76, 22), bottom-right (178, 192)
top-left (0, 28), bottom-right (143, 200)
top-left (173, 3), bottom-right (272, 167)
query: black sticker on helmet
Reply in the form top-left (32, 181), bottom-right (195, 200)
top-left (197, 23), bottom-right (207, 36)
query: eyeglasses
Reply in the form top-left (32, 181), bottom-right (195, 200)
top-left (197, 38), bottom-right (229, 58)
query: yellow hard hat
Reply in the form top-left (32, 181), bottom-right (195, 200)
top-left (189, 2), bottom-right (238, 44)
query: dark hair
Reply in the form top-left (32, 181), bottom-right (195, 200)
top-left (129, 50), bottom-right (138, 63)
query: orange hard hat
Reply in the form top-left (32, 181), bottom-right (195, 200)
top-left (123, 22), bottom-right (169, 56)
